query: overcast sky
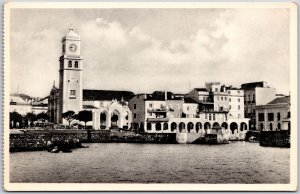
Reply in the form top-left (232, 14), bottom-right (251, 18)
top-left (10, 8), bottom-right (290, 97)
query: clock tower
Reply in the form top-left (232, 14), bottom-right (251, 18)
top-left (58, 27), bottom-right (83, 124)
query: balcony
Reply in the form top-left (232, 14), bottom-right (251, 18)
top-left (147, 118), bottom-right (169, 122)
top-left (147, 107), bottom-right (173, 113)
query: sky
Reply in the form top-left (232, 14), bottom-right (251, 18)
top-left (10, 8), bottom-right (290, 97)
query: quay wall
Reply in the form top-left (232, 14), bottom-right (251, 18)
top-left (10, 130), bottom-right (177, 151)
top-left (260, 131), bottom-right (290, 147)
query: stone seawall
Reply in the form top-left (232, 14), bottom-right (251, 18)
top-left (10, 130), bottom-right (177, 151)
top-left (260, 131), bottom-right (290, 148)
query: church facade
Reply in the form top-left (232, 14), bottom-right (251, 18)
top-left (48, 28), bottom-right (134, 129)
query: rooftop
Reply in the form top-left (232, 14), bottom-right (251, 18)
top-left (241, 81), bottom-right (268, 89)
top-left (194, 88), bottom-right (208, 92)
top-left (267, 96), bottom-right (290, 105)
top-left (83, 89), bottom-right (135, 101)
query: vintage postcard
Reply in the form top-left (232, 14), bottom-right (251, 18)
top-left (3, 2), bottom-right (297, 191)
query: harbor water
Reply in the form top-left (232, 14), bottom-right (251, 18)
top-left (10, 142), bottom-right (290, 183)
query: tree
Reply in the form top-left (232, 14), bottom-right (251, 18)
top-left (77, 110), bottom-right (92, 129)
top-left (25, 112), bottom-right (37, 127)
top-left (36, 112), bottom-right (49, 122)
top-left (10, 112), bottom-right (23, 128)
top-left (62, 110), bottom-right (75, 126)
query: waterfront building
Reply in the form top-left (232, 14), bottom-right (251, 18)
top-left (10, 93), bottom-right (48, 115)
top-left (48, 28), bottom-right (134, 129)
top-left (241, 81), bottom-right (276, 130)
top-left (256, 96), bottom-right (290, 131)
top-left (129, 88), bottom-right (249, 135)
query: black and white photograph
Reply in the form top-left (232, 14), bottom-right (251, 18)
top-left (3, 2), bottom-right (297, 191)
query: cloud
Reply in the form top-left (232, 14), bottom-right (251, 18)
top-left (10, 9), bottom-right (290, 97)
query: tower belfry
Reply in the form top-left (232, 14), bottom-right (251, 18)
top-left (58, 27), bottom-right (83, 124)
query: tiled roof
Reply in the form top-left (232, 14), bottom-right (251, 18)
top-left (194, 88), bottom-right (208, 92)
top-left (83, 104), bottom-right (98, 109)
top-left (241, 81), bottom-right (267, 89)
top-left (184, 97), bottom-right (199, 104)
top-left (267, 96), bottom-right (290, 105)
top-left (146, 91), bottom-right (182, 101)
top-left (83, 90), bottom-right (135, 101)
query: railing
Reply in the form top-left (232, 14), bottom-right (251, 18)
top-left (147, 118), bottom-right (169, 122)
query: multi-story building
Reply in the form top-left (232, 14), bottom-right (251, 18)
top-left (241, 81), bottom-right (276, 130)
top-left (128, 91), bottom-right (183, 132)
top-left (10, 93), bottom-right (48, 115)
top-left (129, 86), bottom-right (249, 134)
top-left (256, 96), bottom-right (290, 131)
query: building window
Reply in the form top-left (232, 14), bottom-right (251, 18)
top-left (248, 95), bottom-right (251, 102)
top-left (238, 114), bottom-right (241, 118)
top-left (277, 112), bottom-right (281, 121)
top-left (209, 114), bottom-right (211, 121)
top-left (238, 105), bottom-right (240, 110)
top-left (134, 113), bottom-right (136, 118)
top-left (238, 98), bottom-right (240, 102)
top-left (229, 98), bottom-right (231, 102)
top-left (187, 106), bottom-right (190, 111)
top-left (70, 90), bottom-right (76, 98)
top-left (215, 88), bottom-right (218, 92)
top-left (149, 103), bottom-right (153, 108)
top-left (260, 123), bottom-right (264, 130)
top-left (228, 91), bottom-right (231, 94)
top-left (68, 61), bottom-right (72, 67)
top-left (75, 61), bottom-right (79, 68)
top-left (225, 97), bottom-right (227, 100)
top-left (277, 123), bottom-right (281, 130)
top-left (287, 111), bottom-right (290, 118)
top-left (229, 105), bottom-right (231, 109)
top-left (134, 104), bottom-right (136, 109)
top-left (205, 114), bottom-right (207, 119)
top-left (221, 97), bottom-right (223, 101)
top-left (268, 113), bottom-right (274, 121)
top-left (270, 123), bottom-right (273, 131)
top-left (258, 113), bottom-right (264, 121)
top-left (237, 91), bottom-right (240, 94)
top-left (213, 114), bottom-right (215, 120)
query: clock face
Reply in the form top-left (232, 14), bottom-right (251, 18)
top-left (69, 44), bottom-right (77, 52)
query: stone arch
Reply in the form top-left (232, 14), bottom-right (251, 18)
top-left (187, 122), bottom-right (194, 133)
top-left (196, 122), bottom-right (202, 133)
top-left (212, 122), bottom-right (220, 128)
top-left (155, 123), bottom-right (162, 131)
top-left (204, 122), bottom-right (211, 129)
top-left (221, 122), bottom-right (228, 129)
top-left (230, 122), bottom-right (238, 134)
top-left (240, 122), bottom-right (247, 131)
top-left (147, 122), bottom-right (152, 131)
top-left (171, 122), bottom-right (177, 132)
top-left (100, 110), bottom-right (108, 129)
top-left (179, 122), bottom-right (186, 133)
top-left (110, 109), bottom-right (121, 129)
top-left (163, 122), bottom-right (168, 130)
